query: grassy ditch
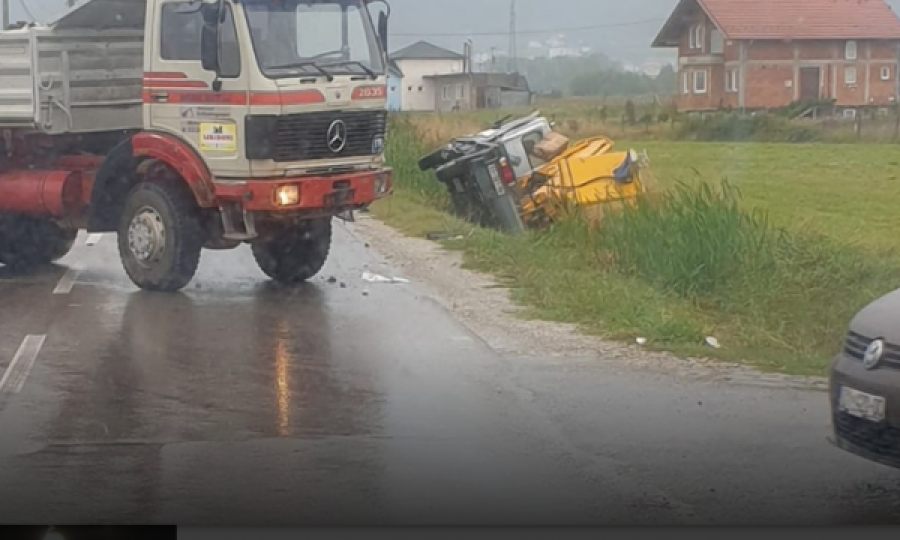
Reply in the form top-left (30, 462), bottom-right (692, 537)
top-left (372, 115), bottom-right (900, 376)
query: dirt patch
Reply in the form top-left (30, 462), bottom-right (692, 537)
top-left (347, 215), bottom-right (829, 392)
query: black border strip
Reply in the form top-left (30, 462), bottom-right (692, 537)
top-left (177, 528), bottom-right (900, 540)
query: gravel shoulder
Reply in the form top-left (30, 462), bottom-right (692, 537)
top-left (346, 215), bottom-right (829, 392)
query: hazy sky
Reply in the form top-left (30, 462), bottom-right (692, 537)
top-left (11, 0), bottom-right (900, 65)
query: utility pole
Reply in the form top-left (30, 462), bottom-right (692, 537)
top-left (508, 0), bottom-right (517, 73)
top-left (2, 0), bottom-right (9, 31)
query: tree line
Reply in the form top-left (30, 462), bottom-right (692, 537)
top-left (492, 54), bottom-right (677, 98)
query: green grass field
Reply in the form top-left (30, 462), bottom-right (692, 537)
top-left (372, 115), bottom-right (900, 376)
top-left (630, 141), bottom-right (900, 256)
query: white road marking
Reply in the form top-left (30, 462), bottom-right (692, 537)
top-left (53, 266), bottom-right (81, 295)
top-left (85, 233), bottom-right (104, 246)
top-left (0, 335), bottom-right (46, 394)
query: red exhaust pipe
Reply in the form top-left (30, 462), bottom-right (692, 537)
top-left (0, 170), bottom-right (86, 218)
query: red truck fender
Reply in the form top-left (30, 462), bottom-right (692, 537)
top-left (87, 131), bottom-right (217, 233)
top-left (131, 131), bottom-right (217, 207)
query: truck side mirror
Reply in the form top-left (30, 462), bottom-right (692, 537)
top-left (200, 4), bottom-right (221, 74)
top-left (378, 11), bottom-right (388, 55)
top-left (200, 23), bottom-right (220, 73)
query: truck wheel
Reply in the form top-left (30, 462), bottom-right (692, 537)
top-left (252, 218), bottom-right (332, 285)
top-left (117, 181), bottom-right (202, 292)
top-left (0, 216), bottom-right (77, 269)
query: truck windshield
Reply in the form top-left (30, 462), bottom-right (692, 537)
top-left (243, 0), bottom-right (385, 79)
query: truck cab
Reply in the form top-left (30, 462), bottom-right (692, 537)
top-left (0, 0), bottom-right (393, 291)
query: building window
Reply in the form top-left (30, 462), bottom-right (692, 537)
top-left (726, 68), bottom-right (739, 93)
top-left (845, 66), bottom-right (858, 86)
top-left (882, 66), bottom-right (892, 81)
top-left (418, 86), bottom-right (423, 92)
top-left (710, 29), bottom-right (725, 54)
top-left (689, 24), bottom-right (705, 51)
top-left (455, 83), bottom-right (464, 100)
top-left (442, 84), bottom-right (453, 101)
top-left (682, 72), bottom-right (689, 94)
top-left (693, 69), bottom-right (708, 94)
top-left (845, 40), bottom-right (858, 60)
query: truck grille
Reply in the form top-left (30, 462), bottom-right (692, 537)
top-left (273, 110), bottom-right (387, 163)
top-left (843, 330), bottom-right (900, 370)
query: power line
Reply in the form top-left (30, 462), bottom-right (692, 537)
top-left (390, 17), bottom-right (665, 38)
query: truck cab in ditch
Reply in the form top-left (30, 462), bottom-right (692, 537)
top-left (0, 0), bottom-right (393, 291)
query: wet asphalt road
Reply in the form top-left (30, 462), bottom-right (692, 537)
top-left (1, 221), bottom-right (900, 526)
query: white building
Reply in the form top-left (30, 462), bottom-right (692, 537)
top-left (389, 41), bottom-right (466, 112)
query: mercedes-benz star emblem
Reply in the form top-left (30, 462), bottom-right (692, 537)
top-left (326, 120), bottom-right (347, 154)
top-left (863, 338), bottom-right (885, 370)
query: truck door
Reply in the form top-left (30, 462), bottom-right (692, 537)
top-left (145, 0), bottom-right (251, 181)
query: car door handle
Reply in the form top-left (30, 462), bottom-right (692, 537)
top-left (150, 91), bottom-right (169, 103)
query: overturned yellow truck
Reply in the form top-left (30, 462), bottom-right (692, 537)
top-left (419, 112), bottom-right (653, 233)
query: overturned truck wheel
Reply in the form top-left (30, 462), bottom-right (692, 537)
top-left (0, 215), bottom-right (77, 269)
top-left (117, 180), bottom-right (203, 292)
top-left (252, 218), bottom-right (332, 285)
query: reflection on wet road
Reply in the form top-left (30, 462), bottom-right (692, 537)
top-left (1, 221), bottom-right (900, 525)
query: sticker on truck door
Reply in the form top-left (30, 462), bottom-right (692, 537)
top-left (199, 122), bottom-right (237, 153)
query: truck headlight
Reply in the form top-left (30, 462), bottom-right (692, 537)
top-left (372, 136), bottom-right (385, 155)
top-left (274, 185), bottom-right (300, 206)
top-left (374, 173), bottom-right (390, 195)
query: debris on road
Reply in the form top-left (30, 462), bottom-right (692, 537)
top-left (636, 337), bottom-right (648, 346)
top-left (362, 271), bottom-right (410, 284)
top-left (705, 337), bottom-right (722, 349)
top-left (327, 276), bottom-right (338, 284)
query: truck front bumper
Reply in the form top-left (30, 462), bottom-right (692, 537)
top-left (213, 169), bottom-right (393, 213)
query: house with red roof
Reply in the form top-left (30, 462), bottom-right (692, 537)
top-left (652, 0), bottom-right (900, 113)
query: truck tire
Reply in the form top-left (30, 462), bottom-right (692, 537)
top-left (117, 180), bottom-right (202, 292)
top-left (0, 216), bottom-right (77, 269)
top-left (252, 218), bottom-right (332, 285)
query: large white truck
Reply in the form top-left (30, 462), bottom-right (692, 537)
top-left (0, 0), bottom-right (393, 291)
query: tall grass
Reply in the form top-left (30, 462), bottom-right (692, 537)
top-left (596, 179), bottom-right (900, 363)
top-left (385, 114), bottom-right (449, 209)
top-left (599, 181), bottom-right (782, 297)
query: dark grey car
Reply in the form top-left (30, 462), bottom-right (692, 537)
top-left (830, 288), bottom-right (900, 469)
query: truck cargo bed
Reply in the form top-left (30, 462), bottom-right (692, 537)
top-left (0, 0), bottom-right (144, 135)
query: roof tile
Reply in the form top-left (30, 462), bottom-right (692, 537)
top-left (700, 0), bottom-right (900, 40)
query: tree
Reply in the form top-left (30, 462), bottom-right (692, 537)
top-left (625, 99), bottom-right (637, 125)
top-left (655, 64), bottom-right (678, 95)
